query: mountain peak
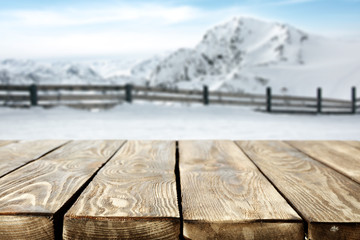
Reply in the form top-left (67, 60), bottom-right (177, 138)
top-left (150, 16), bottom-right (309, 88)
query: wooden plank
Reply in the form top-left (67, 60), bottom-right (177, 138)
top-left (272, 102), bottom-right (316, 108)
top-left (210, 91), bottom-right (265, 99)
top-left (322, 98), bottom-right (352, 104)
top-left (38, 94), bottom-right (125, 101)
top-left (271, 102), bottom-right (351, 109)
top-left (0, 140), bottom-right (68, 178)
top-left (321, 105), bottom-right (352, 110)
top-left (0, 140), bottom-right (17, 148)
top-left (288, 141), bottom-right (360, 184)
top-left (0, 95), bottom-right (30, 101)
top-left (135, 94), bottom-right (203, 103)
top-left (237, 140), bottom-right (360, 240)
top-left (134, 85), bottom-right (203, 95)
top-left (266, 110), bottom-right (317, 114)
top-left (64, 140), bottom-right (180, 240)
top-left (180, 140), bottom-right (303, 240)
top-left (0, 85), bottom-right (29, 91)
top-left (37, 85), bottom-right (125, 91)
top-left (210, 99), bottom-right (265, 106)
top-left (271, 95), bottom-right (351, 104)
top-left (0, 140), bottom-right (125, 240)
top-left (272, 95), bottom-right (317, 102)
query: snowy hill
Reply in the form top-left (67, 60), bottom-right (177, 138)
top-left (0, 58), bottom-right (154, 86)
top-left (0, 59), bottom-right (100, 85)
top-left (151, 17), bottom-right (307, 87)
top-left (149, 17), bottom-right (360, 99)
top-left (1, 16), bottom-right (360, 99)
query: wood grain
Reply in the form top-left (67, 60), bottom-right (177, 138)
top-left (64, 140), bottom-right (180, 240)
top-left (344, 141), bottom-right (360, 150)
top-left (184, 221), bottom-right (303, 240)
top-left (0, 216), bottom-right (53, 240)
top-left (180, 140), bottom-right (303, 240)
top-left (237, 140), bottom-right (360, 240)
top-left (0, 140), bottom-right (67, 178)
top-left (288, 140), bottom-right (360, 184)
top-left (0, 140), bottom-right (124, 240)
top-left (0, 140), bottom-right (17, 148)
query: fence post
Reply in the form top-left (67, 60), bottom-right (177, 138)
top-left (125, 84), bottom-right (133, 103)
top-left (351, 87), bottom-right (356, 114)
top-left (29, 84), bottom-right (38, 106)
top-left (317, 87), bottom-right (322, 113)
top-left (203, 85), bottom-right (209, 105)
top-left (266, 87), bottom-right (272, 112)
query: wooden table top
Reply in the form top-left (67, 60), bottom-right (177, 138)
top-left (0, 140), bottom-right (359, 240)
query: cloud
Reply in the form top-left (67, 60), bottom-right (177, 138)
top-left (273, 0), bottom-right (316, 5)
top-left (0, 4), bottom-right (207, 58)
top-left (0, 0), bottom-right (357, 59)
top-left (249, 0), bottom-right (316, 7)
top-left (0, 4), bottom-right (201, 27)
top-left (0, 3), bottom-right (257, 59)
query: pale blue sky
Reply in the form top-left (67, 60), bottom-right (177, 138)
top-left (0, 0), bottom-right (359, 59)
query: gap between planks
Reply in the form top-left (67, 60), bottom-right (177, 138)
top-left (63, 141), bottom-right (180, 240)
top-left (0, 140), bottom-right (126, 240)
top-left (236, 140), bottom-right (360, 240)
top-left (233, 140), bottom-right (310, 238)
top-left (287, 140), bottom-right (360, 185)
top-left (2, 140), bottom-right (359, 239)
top-left (179, 140), bottom-right (303, 240)
top-left (53, 140), bottom-right (127, 240)
top-left (175, 141), bottom-right (185, 240)
top-left (0, 140), bottom-right (69, 179)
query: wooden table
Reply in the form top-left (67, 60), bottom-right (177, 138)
top-left (0, 140), bottom-right (359, 240)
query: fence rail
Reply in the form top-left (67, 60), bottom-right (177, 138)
top-left (0, 84), bottom-right (358, 114)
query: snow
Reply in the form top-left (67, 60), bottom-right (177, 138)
top-left (1, 16), bottom-right (360, 141)
top-left (150, 17), bottom-right (360, 99)
top-left (2, 16), bottom-right (360, 100)
top-left (0, 103), bottom-right (359, 140)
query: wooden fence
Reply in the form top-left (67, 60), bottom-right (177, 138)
top-left (0, 84), bottom-right (359, 114)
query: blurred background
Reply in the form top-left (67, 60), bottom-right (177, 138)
top-left (0, 0), bottom-right (359, 139)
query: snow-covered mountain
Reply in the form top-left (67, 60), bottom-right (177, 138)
top-left (0, 59), bottom-right (145, 85)
top-left (151, 17), bottom-right (307, 86)
top-left (149, 17), bottom-right (360, 98)
top-left (0, 59), bottom-right (97, 85)
top-left (1, 16), bottom-right (360, 99)
top-left (0, 56), bottom-right (164, 86)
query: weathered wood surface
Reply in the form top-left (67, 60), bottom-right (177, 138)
top-left (0, 85), bottom-right (29, 91)
top-left (288, 140), bottom-right (360, 184)
top-left (345, 141), bottom-right (360, 150)
top-left (37, 84), bottom-right (125, 91)
top-left (64, 140), bottom-right (180, 240)
top-left (1, 139), bottom-right (360, 239)
top-left (179, 140), bottom-right (303, 240)
top-left (237, 141), bottom-right (360, 240)
top-left (38, 94), bottom-right (125, 101)
top-left (0, 140), bottom-right (17, 148)
top-left (0, 140), bottom-right (67, 178)
top-left (134, 85), bottom-right (203, 95)
top-left (135, 94), bottom-right (203, 103)
top-left (210, 91), bottom-right (265, 99)
top-left (0, 95), bottom-right (29, 101)
top-left (0, 140), bottom-right (124, 240)
top-left (210, 99), bottom-right (265, 106)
